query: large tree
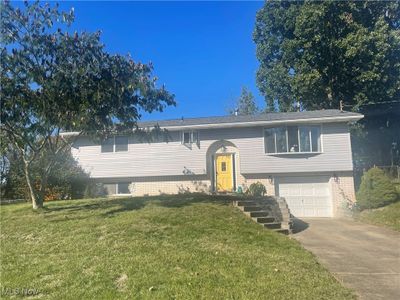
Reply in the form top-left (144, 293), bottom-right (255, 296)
top-left (229, 86), bottom-right (259, 115)
top-left (254, 0), bottom-right (400, 112)
top-left (0, 1), bottom-right (175, 209)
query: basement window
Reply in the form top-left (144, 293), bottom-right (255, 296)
top-left (103, 182), bottom-right (131, 195)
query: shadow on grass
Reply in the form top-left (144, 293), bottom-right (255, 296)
top-left (42, 194), bottom-right (236, 221)
top-left (291, 218), bottom-right (309, 234)
top-left (154, 193), bottom-right (233, 208)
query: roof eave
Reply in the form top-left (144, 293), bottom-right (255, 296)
top-left (60, 114), bottom-right (364, 136)
top-left (158, 115), bottom-right (364, 131)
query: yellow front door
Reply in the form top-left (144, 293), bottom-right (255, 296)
top-left (216, 154), bottom-right (233, 192)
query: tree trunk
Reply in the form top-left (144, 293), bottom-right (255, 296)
top-left (23, 160), bottom-right (43, 209)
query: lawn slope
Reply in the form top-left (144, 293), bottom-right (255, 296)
top-left (356, 201), bottom-right (400, 231)
top-left (0, 195), bottom-right (354, 299)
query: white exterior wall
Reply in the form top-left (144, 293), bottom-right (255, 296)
top-left (72, 122), bottom-right (354, 178)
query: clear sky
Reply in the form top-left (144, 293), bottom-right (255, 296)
top-left (57, 1), bottom-right (265, 121)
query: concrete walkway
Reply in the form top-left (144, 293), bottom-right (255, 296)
top-left (293, 218), bottom-right (400, 300)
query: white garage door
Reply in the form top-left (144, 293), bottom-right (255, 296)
top-left (277, 177), bottom-right (332, 217)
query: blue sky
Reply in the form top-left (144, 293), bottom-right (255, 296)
top-left (59, 1), bottom-right (265, 121)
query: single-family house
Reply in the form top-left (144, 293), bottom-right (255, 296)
top-left (63, 109), bottom-right (363, 218)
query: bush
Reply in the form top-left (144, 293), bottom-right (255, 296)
top-left (356, 167), bottom-right (399, 210)
top-left (247, 182), bottom-right (267, 197)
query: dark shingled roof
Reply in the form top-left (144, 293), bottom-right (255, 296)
top-left (137, 109), bottom-right (362, 128)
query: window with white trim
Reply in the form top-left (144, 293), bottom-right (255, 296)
top-left (101, 136), bottom-right (128, 153)
top-left (182, 131), bottom-right (199, 146)
top-left (264, 125), bottom-right (321, 154)
top-left (103, 182), bottom-right (131, 195)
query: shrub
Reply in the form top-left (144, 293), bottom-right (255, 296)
top-left (247, 182), bottom-right (267, 197)
top-left (356, 167), bottom-right (399, 210)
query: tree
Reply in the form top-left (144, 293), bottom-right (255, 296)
top-left (229, 87), bottom-right (259, 115)
top-left (254, 0), bottom-right (400, 112)
top-left (0, 1), bottom-right (175, 209)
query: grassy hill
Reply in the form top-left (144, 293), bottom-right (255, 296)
top-left (356, 201), bottom-right (400, 231)
top-left (0, 195), bottom-right (354, 299)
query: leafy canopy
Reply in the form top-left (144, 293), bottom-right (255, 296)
top-left (1, 1), bottom-right (175, 138)
top-left (0, 1), bottom-right (175, 207)
top-left (254, 0), bottom-right (400, 111)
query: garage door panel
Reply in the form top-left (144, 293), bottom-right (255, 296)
top-left (277, 177), bottom-right (332, 218)
top-left (302, 186), bottom-right (314, 196)
top-left (303, 198), bottom-right (314, 205)
top-left (303, 208), bottom-right (317, 217)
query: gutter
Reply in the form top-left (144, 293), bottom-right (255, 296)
top-left (60, 115), bottom-right (364, 137)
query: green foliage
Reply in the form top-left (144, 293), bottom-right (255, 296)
top-left (229, 87), bottom-right (259, 115)
top-left (247, 182), bottom-right (267, 197)
top-left (1, 146), bottom-right (92, 201)
top-left (351, 103), bottom-right (400, 183)
top-left (254, 0), bottom-right (400, 111)
top-left (356, 167), bottom-right (399, 210)
top-left (1, 149), bottom-right (28, 200)
top-left (0, 1), bottom-right (174, 208)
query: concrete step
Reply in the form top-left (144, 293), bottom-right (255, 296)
top-left (263, 222), bottom-right (281, 229)
top-left (273, 228), bottom-right (290, 235)
top-left (236, 200), bottom-right (257, 206)
top-left (249, 211), bottom-right (270, 218)
top-left (254, 217), bottom-right (275, 223)
top-left (242, 206), bottom-right (264, 212)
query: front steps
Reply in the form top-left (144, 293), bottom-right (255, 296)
top-left (233, 196), bottom-right (292, 234)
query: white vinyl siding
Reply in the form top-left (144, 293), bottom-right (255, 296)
top-left (72, 122), bottom-right (354, 178)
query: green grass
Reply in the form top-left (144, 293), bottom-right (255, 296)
top-left (1, 195), bottom-right (354, 299)
top-left (356, 201), bottom-right (400, 231)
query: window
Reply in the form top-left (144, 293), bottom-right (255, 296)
top-left (221, 162), bottom-right (227, 172)
top-left (275, 127), bottom-right (287, 153)
top-left (183, 132), bottom-right (191, 144)
top-left (287, 126), bottom-right (299, 152)
top-left (299, 126), bottom-right (311, 152)
top-left (115, 136), bottom-right (128, 152)
top-left (101, 136), bottom-right (128, 153)
top-left (101, 138), bottom-right (114, 153)
top-left (310, 126), bottom-right (321, 152)
top-left (182, 131), bottom-right (199, 146)
top-left (103, 183), bottom-right (116, 195)
top-left (264, 128), bottom-right (276, 155)
top-left (264, 125), bottom-right (321, 154)
top-left (103, 182), bottom-right (131, 195)
top-left (117, 182), bottom-right (130, 194)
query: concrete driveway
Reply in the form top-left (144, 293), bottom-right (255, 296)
top-left (293, 218), bottom-right (400, 300)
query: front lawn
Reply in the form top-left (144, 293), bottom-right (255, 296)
top-left (355, 201), bottom-right (400, 231)
top-left (0, 195), bottom-right (354, 299)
